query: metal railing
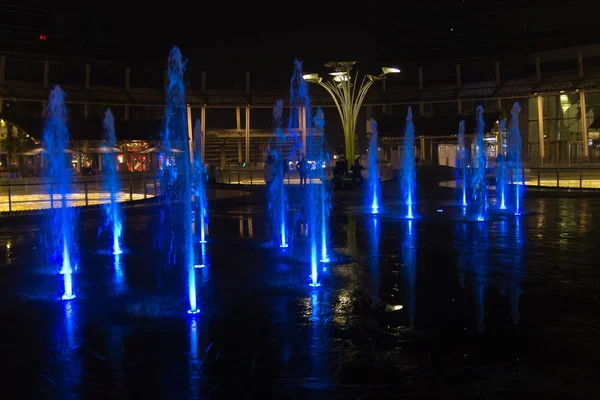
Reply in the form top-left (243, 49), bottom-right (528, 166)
top-left (214, 164), bottom-right (395, 185)
top-left (0, 175), bottom-right (160, 213)
top-left (524, 167), bottom-right (600, 190)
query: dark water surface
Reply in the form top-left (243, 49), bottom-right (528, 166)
top-left (1, 197), bottom-right (599, 399)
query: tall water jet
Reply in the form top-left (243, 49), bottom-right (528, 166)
top-left (508, 102), bottom-right (523, 215)
top-left (192, 119), bottom-right (208, 245)
top-left (400, 106), bottom-right (416, 219)
top-left (288, 59), bottom-right (310, 159)
top-left (102, 109), bottom-right (124, 255)
top-left (367, 118), bottom-right (381, 214)
top-left (42, 85), bottom-right (77, 300)
top-left (313, 108), bottom-right (331, 263)
top-left (457, 120), bottom-right (468, 207)
top-left (496, 119), bottom-right (507, 210)
top-left (268, 100), bottom-right (289, 248)
top-left (158, 46), bottom-right (198, 314)
top-left (471, 106), bottom-right (488, 221)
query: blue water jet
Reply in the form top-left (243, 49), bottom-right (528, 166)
top-left (288, 59), bottom-right (310, 159)
top-left (457, 120), bottom-right (468, 207)
top-left (508, 102), bottom-right (524, 215)
top-left (471, 106), bottom-right (488, 221)
top-left (312, 108), bottom-right (331, 264)
top-left (192, 119), bottom-right (208, 244)
top-left (268, 100), bottom-right (289, 248)
top-left (496, 119), bottom-right (507, 210)
top-left (304, 109), bottom-right (329, 286)
top-left (367, 118), bottom-right (381, 214)
top-left (157, 47), bottom-right (198, 314)
top-left (400, 106), bottom-right (416, 219)
top-left (101, 109), bottom-right (124, 255)
top-left (42, 85), bottom-right (77, 301)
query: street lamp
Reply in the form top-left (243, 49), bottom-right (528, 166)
top-left (303, 61), bottom-right (400, 162)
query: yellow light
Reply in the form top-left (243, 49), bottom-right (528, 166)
top-left (382, 67), bottom-right (401, 74)
top-left (302, 73), bottom-right (319, 80)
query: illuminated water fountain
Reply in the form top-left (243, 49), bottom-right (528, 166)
top-left (400, 106), bottom-right (416, 219)
top-left (367, 118), bottom-right (381, 214)
top-left (156, 46), bottom-right (198, 314)
top-left (42, 85), bottom-right (77, 300)
top-left (192, 119), bottom-right (208, 245)
top-left (457, 120), bottom-right (468, 207)
top-left (508, 102), bottom-right (524, 215)
top-left (269, 100), bottom-right (289, 248)
top-left (470, 106), bottom-right (488, 221)
top-left (312, 108), bottom-right (331, 264)
top-left (101, 109), bottom-right (124, 255)
top-left (496, 119), bottom-right (508, 210)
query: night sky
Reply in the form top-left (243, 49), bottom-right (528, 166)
top-left (1, 1), bottom-right (599, 79)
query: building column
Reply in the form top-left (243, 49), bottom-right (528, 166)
top-left (0, 98), bottom-right (3, 113)
top-left (186, 104), bottom-right (193, 164)
top-left (42, 101), bottom-right (46, 117)
top-left (420, 136), bottom-right (426, 161)
top-left (236, 106), bottom-right (242, 163)
top-left (457, 100), bottom-right (462, 115)
top-left (44, 60), bottom-right (49, 88)
top-left (537, 95), bottom-right (545, 163)
top-left (580, 91), bottom-right (589, 160)
top-left (201, 106), bottom-right (206, 162)
top-left (245, 106), bottom-right (250, 164)
top-left (300, 106), bottom-right (307, 157)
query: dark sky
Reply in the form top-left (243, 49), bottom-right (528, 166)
top-left (1, 1), bottom-right (599, 74)
top-left (0, 1), bottom-right (372, 65)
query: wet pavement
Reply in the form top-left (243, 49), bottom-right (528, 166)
top-left (1, 194), bottom-right (600, 399)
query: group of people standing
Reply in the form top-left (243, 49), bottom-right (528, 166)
top-left (264, 153), bottom-right (310, 187)
top-left (264, 152), bottom-right (366, 189)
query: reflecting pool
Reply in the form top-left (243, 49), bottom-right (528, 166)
top-left (1, 197), bottom-right (599, 398)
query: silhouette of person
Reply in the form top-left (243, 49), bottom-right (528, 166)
top-left (296, 154), bottom-right (308, 187)
top-left (350, 157), bottom-right (365, 188)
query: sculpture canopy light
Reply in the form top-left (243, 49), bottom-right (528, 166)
top-left (302, 62), bottom-right (400, 162)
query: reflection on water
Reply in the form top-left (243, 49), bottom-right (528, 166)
top-left (369, 216), bottom-right (380, 303)
top-left (188, 319), bottom-right (200, 397)
top-left (52, 301), bottom-right (82, 398)
top-left (4, 198), bottom-right (600, 397)
top-left (238, 215), bottom-right (254, 238)
top-left (494, 217), bottom-right (525, 325)
top-left (455, 222), bottom-right (489, 332)
top-left (346, 214), bottom-right (357, 254)
top-left (401, 220), bottom-right (417, 326)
